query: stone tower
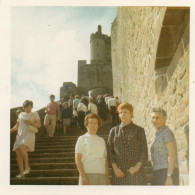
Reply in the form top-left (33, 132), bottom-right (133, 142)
top-left (90, 25), bottom-right (111, 62)
top-left (77, 25), bottom-right (113, 98)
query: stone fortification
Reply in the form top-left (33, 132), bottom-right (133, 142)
top-left (77, 25), bottom-right (113, 97)
top-left (60, 82), bottom-right (77, 99)
top-left (111, 7), bottom-right (189, 185)
top-left (77, 60), bottom-right (113, 96)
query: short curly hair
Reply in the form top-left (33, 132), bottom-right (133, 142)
top-left (23, 100), bottom-right (33, 109)
top-left (151, 107), bottom-right (167, 119)
top-left (84, 113), bottom-right (102, 127)
top-left (118, 102), bottom-right (133, 113)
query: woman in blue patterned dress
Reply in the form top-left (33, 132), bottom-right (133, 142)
top-left (151, 107), bottom-right (179, 185)
top-left (107, 103), bottom-right (148, 185)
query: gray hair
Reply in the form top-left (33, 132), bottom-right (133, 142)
top-left (151, 107), bottom-right (167, 119)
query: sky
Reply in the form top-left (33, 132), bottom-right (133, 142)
top-left (11, 6), bottom-right (117, 111)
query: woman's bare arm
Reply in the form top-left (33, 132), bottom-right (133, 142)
top-left (75, 153), bottom-right (89, 185)
top-left (165, 141), bottom-right (176, 185)
top-left (105, 156), bottom-right (110, 184)
top-left (25, 119), bottom-right (41, 128)
top-left (10, 121), bottom-right (19, 133)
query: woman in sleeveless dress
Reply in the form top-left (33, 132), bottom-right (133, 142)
top-left (10, 100), bottom-right (41, 178)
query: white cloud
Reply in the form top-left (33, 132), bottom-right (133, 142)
top-left (11, 7), bottom-right (117, 110)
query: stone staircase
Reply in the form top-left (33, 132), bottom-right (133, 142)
top-left (10, 118), bottom-right (152, 185)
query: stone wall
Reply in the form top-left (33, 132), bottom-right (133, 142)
top-left (111, 6), bottom-right (189, 185)
top-left (88, 87), bottom-right (113, 99)
top-left (60, 82), bottom-right (77, 99)
top-left (77, 25), bottom-right (113, 97)
top-left (77, 60), bottom-right (113, 95)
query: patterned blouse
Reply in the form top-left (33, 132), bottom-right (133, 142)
top-left (107, 122), bottom-right (148, 185)
top-left (151, 126), bottom-right (179, 171)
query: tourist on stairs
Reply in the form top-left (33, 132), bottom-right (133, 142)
top-left (67, 94), bottom-right (74, 126)
top-left (73, 95), bottom-right (80, 126)
top-left (107, 103), bottom-right (148, 185)
top-left (97, 95), bottom-right (107, 121)
top-left (60, 102), bottom-right (72, 136)
top-left (44, 94), bottom-right (60, 140)
top-left (56, 98), bottom-right (64, 133)
top-left (75, 113), bottom-right (110, 185)
top-left (151, 107), bottom-right (179, 185)
top-left (88, 98), bottom-right (98, 115)
top-left (77, 99), bottom-right (87, 131)
top-left (10, 100), bottom-right (41, 178)
top-left (107, 96), bottom-right (119, 126)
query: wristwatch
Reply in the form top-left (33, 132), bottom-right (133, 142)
top-left (167, 173), bottom-right (173, 177)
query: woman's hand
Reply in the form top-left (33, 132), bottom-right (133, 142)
top-left (106, 176), bottom-right (110, 185)
top-left (113, 167), bottom-right (125, 178)
top-left (10, 122), bottom-right (19, 133)
top-left (128, 162), bottom-right (142, 175)
top-left (82, 175), bottom-right (89, 185)
top-left (165, 176), bottom-right (173, 185)
top-left (128, 166), bottom-right (139, 175)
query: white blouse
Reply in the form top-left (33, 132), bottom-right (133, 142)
top-left (75, 133), bottom-right (107, 174)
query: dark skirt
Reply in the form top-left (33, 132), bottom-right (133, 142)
top-left (77, 111), bottom-right (85, 130)
top-left (151, 168), bottom-right (179, 185)
top-left (111, 166), bottom-right (146, 185)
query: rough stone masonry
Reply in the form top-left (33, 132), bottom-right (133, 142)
top-left (111, 7), bottom-right (189, 185)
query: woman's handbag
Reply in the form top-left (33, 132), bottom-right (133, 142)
top-left (28, 125), bottom-right (38, 134)
top-left (73, 110), bottom-right (77, 117)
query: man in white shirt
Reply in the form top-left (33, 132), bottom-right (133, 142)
top-left (88, 99), bottom-right (98, 115)
top-left (107, 96), bottom-right (118, 126)
top-left (105, 95), bottom-right (111, 106)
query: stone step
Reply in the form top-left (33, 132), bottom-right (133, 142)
top-left (35, 144), bottom-right (76, 149)
top-left (11, 169), bottom-right (79, 178)
top-left (10, 176), bottom-right (78, 185)
top-left (13, 148), bottom-right (75, 154)
top-left (36, 135), bottom-right (108, 141)
top-left (10, 157), bottom-right (76, 164)
top-left (10, 157), bottom-right (152, 172)
top-left (11, 150), bottom-right (152, 166)
top-left (11, 152), bottom-right (75, 158)
top-left (10, 167), bottom-right (153, 178)
top-left (10, 174), bottom-right (152, 185)
top-left (10, 163), bottom-right (78, 170)
top-left (11, 162), bottom-right (152, 171)
top-left (35, 138), bottom-right (108, 144)
top-left (35, 142), bottom-right (77, 147)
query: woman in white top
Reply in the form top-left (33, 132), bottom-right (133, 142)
top-left (75, 113), bottom-right (110, 185)
top-left (88, 98), bottom-right (98, 115)
top-left (10, 100), bottom-right (41, 178)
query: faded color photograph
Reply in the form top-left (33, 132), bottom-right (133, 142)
top-left (10, 6), bottom-right (189, 186)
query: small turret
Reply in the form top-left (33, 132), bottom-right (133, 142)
top-left (98, 25), bottom-right (102, 34)
top-left (90, 25), bottom-right (106, 62)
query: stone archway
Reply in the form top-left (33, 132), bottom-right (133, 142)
top-left (88, 87), bottom-right (113, 99)
top-left (155, 7), bottom-right (189, 91)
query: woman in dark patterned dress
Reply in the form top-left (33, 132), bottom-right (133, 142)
top-left (107, 103), bottom-right (148, 185)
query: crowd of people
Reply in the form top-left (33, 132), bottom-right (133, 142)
top-left (43, 94), bottom-right (120, 137)
top-left (10, 95), bottom-right (180, 186)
